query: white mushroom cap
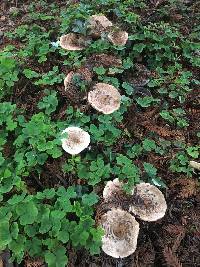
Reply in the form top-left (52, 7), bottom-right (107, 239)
top-left (61, 127), bottom-right (90, 155)
top-left (88, 83), bottom-right (121, 114)
top-left (88, 15), bottom-right (113, 37)
top-left (100, 208), bottom-right (140, 258)
top-left (108, 30), bottom-right (128, 46)
top-left (129, 183), bottom-right (167, 222)
top-left (189, 160), bottom-right (200, 171)
top-left (60, 33), bottom-right (88, 51)
top-left (103, 178), bottom-right (124, 200)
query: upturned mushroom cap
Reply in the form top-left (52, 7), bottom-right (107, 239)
top-left (103, 178), bottom-right (124, 201)
top-left (87, 15), bottom-right (113, 37)
top-left (88, 83), bottom-right (121, 114)
top-left (107, 30), bottom-right (128, 46)
top-left (61, 127), bottom-right (90, 155)
top-left (60, 33), bottom-right (88, 51)
top-left (100, 208), bottom-right (140, 258)
top-left (129, 183), bottom-right (167, 222)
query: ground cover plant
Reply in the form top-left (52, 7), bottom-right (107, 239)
top-left (0, 0), bottom-right (199, 266)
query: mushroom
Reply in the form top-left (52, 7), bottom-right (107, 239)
top-left (103, 178), bottom-right (124, 201)
top-left (124, 64), bottom-right (151, 88)
top-left (61, 126), bottom-right (90, 155)
top-left (85, 53), bottom-right (122, 74)
top-left (88, 83), bottom-right (121, 114)
top-left (64, 68), bottom-right (92, 91)
top-left (189, 161), bottom-right (200, 171)
top-left (62, 68), bottom-right (92, 102)
top-left (129, 183), bottom-right (167, 222)
top-left (60, 33), bottom-right (89, 51)
top-left (100, 208), bottom-right (140, 258)
top-left (87, 15), bottom-right (113, 38)
top-left (107, 29), bottom-right (128, 46)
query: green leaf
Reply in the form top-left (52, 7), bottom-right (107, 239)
top-left (10, 222), bottom-right (19, 239)
top-left (44, 251), bottom-right (56, 267)
top-left (93, 66), bottom-right (106, 75)
top-left (57, 230), bottom-right (69, 243)
top-left (186, 146), bottom-right (199, 159)
top-left (23, 68), bottom-right (40, 79)
top-left (142, 139), bottom-right (157, 152)
top-left (16, 201), bottom-right (38, 225)
top-left (25, 237), bottom-right (42, 257)
top-left (122, 82), bottom-right (134, 95)
top-left (39, 207), bottom-right (52, 234)
top-left (43, 188), bottom-right (56, 199)
top-left (143, 162), bottom-right (157, 177)
top-left (44, 246), bottom-right (68, 267)
top-left (151, 177), bottom-right (167, 188)
top-left (8, 193), bottom-right (26, 205)
top-left (24, 225), bottom-right (38, 237)
top-left (8, 235), bottom-right (26, 263)
top-left (82, 192), bottom-right (99, 206)
top-left (136, 96), bottom-right (160, 107)
top-left (0, 218), bottom-right (12, 248)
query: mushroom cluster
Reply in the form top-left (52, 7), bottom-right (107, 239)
top-left (87, 15), bottom-right (113, 38)
top-left (58, 14), bottom-right (166, 261)
top-left (59, 14), bottom-right (128, 53)
top-left (59, 14), bottom-right (123, 117)
top-left (98, 179), bottom-right (167, 258)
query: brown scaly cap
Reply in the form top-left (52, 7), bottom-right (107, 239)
top-left (107, 29), bottom-right (128, 46)
top-left (64, 68), bottom-right (92, 91)
top-left (100, 208), bottom-right (140, 258)
top-left (129, 183), bottom-right (167, 222)
top-left (87, 15), bottom-right (113, 37)
top-left (60, 33), bottom-right (89, 51)
top-left (62, 68), bottom-right (92, 102)
top-left (88, 83), bottom-right (121, 114)
top-left (85, 53), bottom-right (122, 74)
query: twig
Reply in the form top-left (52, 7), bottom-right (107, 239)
top-left (163, 247), bottom-right (182, 267)
top-left (32, 173), bottom-right (44, 189)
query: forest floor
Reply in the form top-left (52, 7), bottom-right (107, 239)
top-left (0, 0), bottom-right (200, 267)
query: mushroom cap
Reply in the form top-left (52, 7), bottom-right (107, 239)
top-left (103, 178), bottom-right (124, 201)
top-left (85, 53), bottom-right (122, 69)
top-left (129, 183), bottom-right (167, 222)
top-left (108, 30), bottom-right (128, 46)
top-left (87, 15), bottom-right (113, 37)
top-left (85, 53), bottom-right (122, 74)
top-left (189, 160), bottom-right (200, 171)
top-left (100, 208), bottom-right (140, 258)
top-left (124, 64), bottom-right (151, 88)
top-left (64, 68), bottom-right (92, 91)
top-left (64, 71), bottom-right (75, 87)
top-left (60, 33), bottom-right (88, 51)
top-left (61, 126), bottom-right (90, 155)
top-left (88, 83), bottom-right (121, 114)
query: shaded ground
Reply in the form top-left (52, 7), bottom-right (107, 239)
top-left (0, 0), bottom-right (199, 267)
